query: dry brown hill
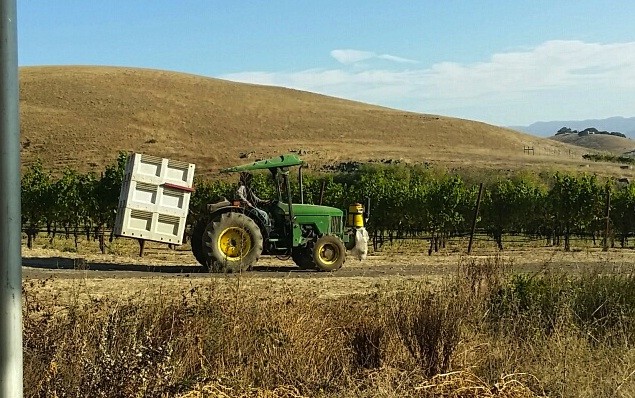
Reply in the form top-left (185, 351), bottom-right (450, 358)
top-left (549, 133), bottom-right (635, 156)
top-left (20, 66), bottom-right (597, 176)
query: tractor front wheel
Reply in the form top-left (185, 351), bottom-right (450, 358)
top-left (203, 212), bottom-right (263, 273)
top-left (312, 235), bottom-right (346, 272)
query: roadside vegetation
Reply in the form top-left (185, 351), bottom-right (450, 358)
top-left (23, 256), bottom-right (635, 397)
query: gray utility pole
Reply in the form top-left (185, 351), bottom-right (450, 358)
top-left (0, 0), bottom-right (23, 396)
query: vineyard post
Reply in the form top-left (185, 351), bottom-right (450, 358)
top-left (0, 0), bottom-right (23, 395)
top-left (603, 186), bottom-right (611, 252)
top-left (99, 229), bottom-right (106, 254)
top-left (318, 180), bottom-right (326, 205)
top-left (467, 183), bottom-right (484, 254)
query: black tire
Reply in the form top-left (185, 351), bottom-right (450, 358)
top-left (291, 247), bottom-right (314, 270)
top-left (203, 212), bottom-right (263, 273)
top-left (312, 235), bottom-right (346, 272)
top-left (191, 217), bottom-right (213, 267)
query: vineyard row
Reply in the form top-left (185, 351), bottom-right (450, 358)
top-left (21, 155), bottom-right (635, 253)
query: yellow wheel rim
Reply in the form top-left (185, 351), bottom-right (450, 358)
top-left (318, 243), bottom-right (339, 265)
top-left (217, 227), bottom-right (251, 260)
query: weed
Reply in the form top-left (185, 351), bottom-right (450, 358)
top-left (392, 287), bottom-right (466, 377)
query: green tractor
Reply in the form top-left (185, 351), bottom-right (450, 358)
top-left (190, 154), bottom-right (367, 272)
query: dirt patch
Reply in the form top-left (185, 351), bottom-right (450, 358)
top-left (22, 244), bottom-right (635, 304)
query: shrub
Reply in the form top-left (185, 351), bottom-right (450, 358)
top-left (392, 288), bottom-right (466, 377)
top-left (487, 273), bottom-right (571, 337)
top-left (571, 270), bottom-right (635, 344)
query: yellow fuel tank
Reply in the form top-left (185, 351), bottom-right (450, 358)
top-left (347, 203), bottom-right (365, 228)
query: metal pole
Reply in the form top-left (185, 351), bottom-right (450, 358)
top-left (603, 186), bottom-right (611, 252)
top-left (467, 183), bottom-right (484, 255)
top-left (298, 165), bottom-right (303, 204)
top-left (318, 180), bottom-right (325, 205)
top-left (282, 171), bottom-right (295, 248)
top-left (0, 0), bottom-right (23, 396)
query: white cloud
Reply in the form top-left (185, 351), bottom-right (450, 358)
top-left (376, 54), bottom-right (419, 64)
top-left (330, 49), bottom-right (418, 65)
top-left (220, 41), bottom-right (635, 125)
top-left (330, 49), bottom-right (375, 65)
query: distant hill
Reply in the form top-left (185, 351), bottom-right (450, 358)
top-left (20, 66), bottom-right (590, 175)
top-left (549, 132), bottom-right (635, 156)
top-left (512, 116), bottom-right (635, 137)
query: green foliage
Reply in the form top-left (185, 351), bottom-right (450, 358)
top-left (21, 161), bottom-right (53, 227)
top-left (52, 168), bottom-right (97, 247)
top-left (487, 274), bottom-right (569, 337)
top-left (22, 154), bottom-right (127, 249)
top-left (94, 152), bottom-right (127, 229)
top-left (481, 177), bottom-right (546, 249)
top-left (571, 271), bottom-right (635, 343)
top-left (423, 175), bottom-right (468, 234)
top-left (350, 164), bottom-right (412, 232)
top-left (189, 177), bottom-right (233, 218)
top-left (21, 161), bottom-right (54, 247)
top-left (19, 157), bottom-right (635, 253)
top-left (610, 182), bottom-right (635, 246)
top-left (583, 153), bottom-right (635, 165)
top-left (488, 270), bottom-right (635, 344)
top-left (548, 173), bottom-right (604, 250)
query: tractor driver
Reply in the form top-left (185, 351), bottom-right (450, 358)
top-left (237, 172), bottom-right (271, 227)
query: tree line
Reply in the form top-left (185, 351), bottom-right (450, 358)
top-left (20, 155), bottom-right (635, 253)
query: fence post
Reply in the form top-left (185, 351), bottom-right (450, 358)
top-left (318, 180), bottom-right (326, 205)
top-left (467, 183), bottom-right (484, 254)
top-left (603, 186), bottom-right (611, 252)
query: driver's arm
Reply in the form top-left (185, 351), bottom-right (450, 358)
top-left (251, 190), bottom-right (269, 206)
top-left (236, 185), bottom-right (253, 206)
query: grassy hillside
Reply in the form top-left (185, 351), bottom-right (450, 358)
top-left (549, 132), bottom-right (635, 156)
top-left (20, 66), bottom-right (590, 176)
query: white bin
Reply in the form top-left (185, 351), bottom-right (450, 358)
top-left (113, 153), bottom-right (195, 244)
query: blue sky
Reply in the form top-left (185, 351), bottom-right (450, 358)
top-left (18, 1), bottom-right (635, 126)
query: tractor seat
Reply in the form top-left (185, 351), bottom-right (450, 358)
top-left (207, 198), bottom-right (231, 213)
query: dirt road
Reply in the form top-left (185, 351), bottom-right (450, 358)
top-left (23, 244), bottom-right (635, 278)
top-left (19, 245), bottom-right (635, 303)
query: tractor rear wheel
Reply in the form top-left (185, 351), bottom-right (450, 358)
top-left (312, 235), bottom-right (346, 272)
top-left (203, 212), bottom-right (263, 273)
top-left (191, 216), bottom-right (213, 266)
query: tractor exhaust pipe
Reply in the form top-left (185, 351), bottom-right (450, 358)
top-left (298, 165), bottom-right (304, 204)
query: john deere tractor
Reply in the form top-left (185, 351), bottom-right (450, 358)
top-left (190, 154), bottom-right (367, 272)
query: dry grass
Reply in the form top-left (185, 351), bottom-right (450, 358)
top-left (19, 65), bottom-right (620, 178)
top-left (21, 255), bottom-right (635, 397)
top-left (550, 133), bottom-right (635, 155)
